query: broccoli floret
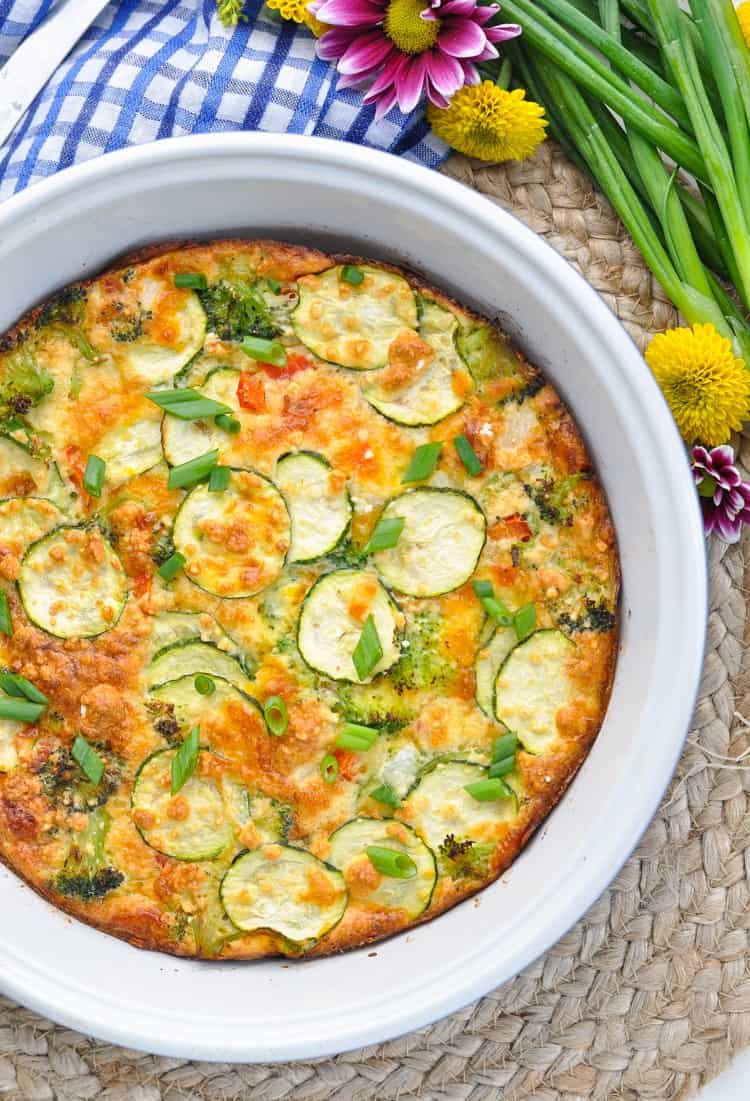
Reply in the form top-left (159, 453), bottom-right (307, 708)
top-left (389, 609), bottom-right (453, 692)
top-left (558, 598), bottom-right (616, 634)
top-left (35, 286), bottom-right (99, 362)
top-left (248, 792), bottom-right (293, 842)
top-left (109, 307), bottom-right (152, 343)
top-left (438, 834), bottom-right (495, 879)
top-left (336, 681), bottom-right (415, 732)
top-left (145, 700), bottom-right (181, 744)
top-left (53, 807), bottom-right (124, 901)
top-left (0, 342), bottom-right (54, 421)
top-left (36, 743), bottom-right (122, 812)
top-left (151, 528), bottom-right (175, 567)
top-left (198, 279), bottom-right (277, 342)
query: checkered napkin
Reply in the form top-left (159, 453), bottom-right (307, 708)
top-left (0, 0), bottom-right (448, 201)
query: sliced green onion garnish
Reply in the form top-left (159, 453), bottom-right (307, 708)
top-left (341, 265), bottom-right (365, 286)
top-left (194, 674), bottom-right (215, 696)
top-left (370, 782), bottom-right (401, 807)
top-left (174, 272), bottom-right (208, 290)
top-left (472, 580), bottom-right (513, 626)
top-left (364, 516), bottom-right (405, 554)
top-left (488, 757), bottom-right (515, 779)
top-left (514, 603), bottom-right (537, 641)
top-left (241, 336), bottom-right (287, 367)
top-left (215, 413), bottom-right (241, 434)
top-left (72, 734), bottom-right (104, 785)
top-left (0, 672), bottom-right (47, 705)
top-left (402, 441), bottom-right (443, 483)
top-left (147, 388), bottom-right (231, 421)
top-left (464, 778), bottom-right (513, 802)
top-left (167, 448), bottom-right (219, 490)
top-left (336, 722), bottom-right (379, 751)
top-left (208, 465), bottom-right (231, 493)
top-left (264, 695), bottom-right (289, 736)
top-left (0, 592), bottom-right (12, 637)
top-left (83, 455), bottom-right (105, 498)
top-left (352, 614), bottom-right (383, 681)
top-left (171, 726), bottom-right (200, 795)
top-left (266, 277), bottom-right (281, 294)
top-left (454, 434), bottom-right (483, 476)
top-left (0, 698), bottom-right (45, 723)
top-left (157, 551), bottom-right (186, 582)
top-left (365, 845), bottom-right (417, 879)
top-left (492, 732), bottom-right (518, 763)
top-left (320, 753), bottom-right (339, 783)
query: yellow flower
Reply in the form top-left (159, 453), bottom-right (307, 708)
top-left (266, 0), bottom-right (328, 35)
top-left (645, 323), bottom-right (750, 445)
top-left (427, 82), bottom-right (547, 163)
top-left (737, 1), bottom-right (750, 47)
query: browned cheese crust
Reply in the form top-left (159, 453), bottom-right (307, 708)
top-left (0, 239), bottom-right (619, 959)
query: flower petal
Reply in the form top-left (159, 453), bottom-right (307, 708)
top-left (425, 83), bottom-right (451, 108)
top-left (363, 54), bottom-right (404, 99)
top-left (485, 21), bottom-right (522, 41)
top-left (318, 27), bottom-right (361, 59)
top-left (371, 84), bottom-right (401, 120)
top-left (715, 510), bottom-right (743, 543)
top-left (437, 0), bottom-right (486, 16)
top-left (395, 53), bottom-right (430, 113)
top-left (437, 16), bottom-right (487, 56)
top-left (424, 49), bottom-right (464, 95)
top-left (338, 28), bottom-right (395, 74)
top-left (315, 0), bottom-right (385, 26)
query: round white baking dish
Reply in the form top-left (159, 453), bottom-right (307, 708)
top-left (0, 133), bottom-right (706, 1063)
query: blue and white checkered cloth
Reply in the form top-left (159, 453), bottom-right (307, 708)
top-left (0, 0), bottom-right (447, 200)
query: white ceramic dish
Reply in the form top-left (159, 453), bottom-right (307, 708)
top-left (0, 133), bottom-right (706, 1063)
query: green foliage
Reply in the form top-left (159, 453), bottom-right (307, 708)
top-left (216, 0), bottom-right (248, 26)
top-left (389, 608), bottom-right (453, 692)
top-left (438, 834), bottom-right (495, 879)
top-left (0, 342), bottom-right (54, 422)
top-left (53, 807), bottom-right (124, 902)
top-left (198, 279), bottom-right (277, 342)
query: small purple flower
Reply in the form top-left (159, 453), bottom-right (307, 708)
top-left (692, 444), bottom-right (750, 544)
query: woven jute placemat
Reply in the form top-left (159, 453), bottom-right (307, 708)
top-left (1, 143), bottom-right (747, 1101)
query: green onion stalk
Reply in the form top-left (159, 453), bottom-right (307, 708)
top-left (493, 0), bottom-right (750, 358)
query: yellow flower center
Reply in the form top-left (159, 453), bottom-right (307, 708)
top-left (384, 0), bottom-right (439, 54)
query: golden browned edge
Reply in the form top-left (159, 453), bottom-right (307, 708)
top-left (0, 237), bottom-right (621, 961)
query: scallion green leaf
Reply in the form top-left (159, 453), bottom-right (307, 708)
top-left (320, 753), bottom-right (339, 783)
top-left (514, 603), bottom-right (537, 641)
top-left (167, 449), bottom-right (219, 490)
top-left (215, 413), bottom-right (241, 434)
top-left (264, 695), bottom-right (289, 736)
top-left (194, 674), bottom-right (215, 696)
top-left (472, 580), bottom-right (513, 626)
top-left (336, 722), bottom-right (379, 751)
top-left (488, 757), bottom-right (515, 779)
top-left (454, 434), bottom-right (483, 476)
top-left (157, 551), bottom-right (186, 582)
top-left (208, 465), bottom-right (231, 492)
top-left (266, 277), bottom-right (281, 294)
top-left (364, 516), bottom-right (405, 554)
top-left (0, 697), bottom-right (45, 723)
top-left (492, 732), bottom-right (518, 763)
top-left (352, 614), bottom-right (383, 681)
top-left (402, 441), bottom-right (443, 483)
top-left (171, 726), bottom-right (200, 795)
top-left (341, 265), bottom-right (365, 286)
top-left (146, 389), bottom-right (231, 421)
top-left (0, 592), bottom-right (12, 637)
top-left (241, 336), bottom-right (287, 367)
top-left (464, 778), bottom-right (513, 802)
top-left (365, 845), bottom-right (417, 878)
top-left (0, 672), bottom-right (47, 705)
top-left (83, 455), bottom-right (105, 498)
top-left (370, 782), bottom-right (401, 807)
top-left (174, 272), bottom-right (208, 290)
top-left (72, 734), bottom-right (104, 785)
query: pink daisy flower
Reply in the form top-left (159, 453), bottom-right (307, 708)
top-left (692, 444), bottom-right (750, 544)
top-left (310, 0), bottom-right (521, 119)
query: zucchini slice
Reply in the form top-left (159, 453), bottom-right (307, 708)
top-left (0, 719), bottom-right (20, 772)
top-left (402, 760), bottom-right (518, 852)
top-left (475, 626), bottom-right (517, 718)
top-left (274, 451), bottom-right (351, 563)
top-left (101, 281), bottom-right (207, 386)
top-left (132, 748), bottom-right (233, 861)
top-left (373, 488), bottom-right (486, 597)
top-left (292, 266), bottom-right (418, 370)
top-left (146, 640), bottom-right (250, 693)
top-left (18, 526), bottom-right (128, 639)
top-left (362, 302), bottom-right (472, 426)
top-left (328, 817), bottom-right (436, 918)
top-left (94, 415), bottom-right (162, 487)
top-left (147, 609), bottom-right (238, 661)
top-left (161, 367), bottom-right (241, 467)
top-left (149, 674), bottom-right (260, 731)
top-left (494, 629), bottom-right (576, 754)
top-left (297, 568), bottom-right (402, 682)
top-left (0, 497), bottom-right (65, 559)
top-left (173, 469), bottom-right (290, 599)
top-left (0, 437), bottom-right (72, 512)
top-left (220, 844), bottom-right (347, 941)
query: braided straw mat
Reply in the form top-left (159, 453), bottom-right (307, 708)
top-left (1, 142), bottom-right (748, 1101)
